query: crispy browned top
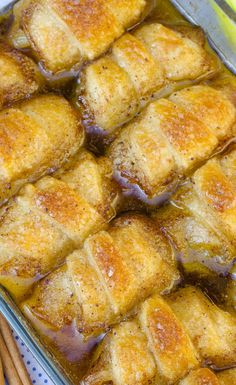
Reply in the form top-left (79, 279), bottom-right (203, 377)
top-left (0, 42), bottom-right (41, 109)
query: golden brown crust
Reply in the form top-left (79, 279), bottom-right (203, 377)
top-left (0, 94), bottom-right (84, 205)
top-left (134, 24), bottom-right (210, 81)
top-left (109, 85), bottom-right (235, 198)
top-left (68, 250), bottom-right (112, 331)
top-left (169, 85), bottom-right (236, 140)
top-left (111, 33), bottom-right (164, 97)
top-left (24, 264), bottom-right (81, 329)
top-left (139, 295), bottom-right (199, 384)
top-left (152, 146), bottom-right (236, 284)
top-left (109, 321), bottom-right (156, 385)
top-left (192, 155), bottom-right (236, 239)
top-left (58, 150), bottom-right (119, 220)
top-left (167, 286), bottom-right (236, 368)
top-left (0, 42), bottom-right (41, 109)
top-left (0, 190), bottom-right (73, 272)
top-left (150, 100), bottom-right (217, 170)
top-left (81, 56), bottom-right (139, 132)
top-left (106, 0), bottom-right (147, 28)
top-left (86, 231), bottom-right (133, 315)
top-left (1, 2), bottom-right (234, 381)
top-left (0, 150), bottom-right (119, 301)
top-left (196, 163), bottom-right (234, 214)
top-left (179, 368), bottom-right (219, 385)
top-left (109, 102), bottom-right (177, 196)
top-left (21, 0), bottom-right (146, 73)
top-left (32, 177), bottom-right (104, 244)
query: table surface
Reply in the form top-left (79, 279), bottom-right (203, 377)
top-left (8, 331), bottom-right (54, 385)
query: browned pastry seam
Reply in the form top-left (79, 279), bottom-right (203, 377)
top-left (0, 41), bottom-right (42, 109)
top-left (0, 150), bottom-right (119, 301)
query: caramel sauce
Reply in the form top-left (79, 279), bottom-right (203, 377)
top-left (24, 307), bottom-right (104, 382)
top-left (0, 0), bottom-right (236, 383)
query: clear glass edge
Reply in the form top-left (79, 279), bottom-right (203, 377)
top-left (170, 0), bottom-right (236, 74)
top-left (0, 286), bottom-right (72, 385)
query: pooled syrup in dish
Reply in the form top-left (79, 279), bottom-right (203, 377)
top-left (24, 306), bottom-right (104, 382)
top-left (1, 0), bottom-right (236, 383)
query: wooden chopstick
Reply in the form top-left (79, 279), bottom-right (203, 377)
top-left (0, 355), bottom-right (5, 385)
top-left (0, 331), bottom-right (22, 385)
top-left (0, 314), bottom-right (32, 385)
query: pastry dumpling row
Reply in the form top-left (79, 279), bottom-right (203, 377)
top-left (22, 213), bottom-right (180, 331)
top-left (81, 286), bottom-right (236, 385)
top-left (0, 150), bottom-right (119, 300)
top-left (77, 23), bottom-right (218, 135)
top-left (109, 85), bottom-right (236, 198)
top-left (12, 0), bottom-right (147, 73)
top-left (154, 145), bottom-right (236, 277)
top-left (0, 42), bottom-right (41, 109)
top-left (21, 146), bottom-right (236, 335)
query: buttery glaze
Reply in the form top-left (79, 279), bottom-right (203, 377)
top-left (0, 1), bottom-right (235, 384)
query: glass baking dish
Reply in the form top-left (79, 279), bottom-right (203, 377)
top-left (0, 1), bottom-right (235, 385)
top-left (171, 0), bottom-right (236, 73)
top-left (0, 286), bottom-right (72, 385)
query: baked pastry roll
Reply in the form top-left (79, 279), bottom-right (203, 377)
top-left (167, 287), bottom-right (236, 368)
top-left (76, 23), bottom-right (218, 137)
top-left (179, 369), bottom-right (219, 385)
top-left (109, 85), bottom-right (236, 199)
top-left (0, 42), bottom-right (41, 109)
top-left (81, 287), bottom-right (236, 384)
top-left (0, 150), bottom-right (119, 300)
top-left (153, 146), bottom-right (236, 278)
top-left (217, 368), bottom-right (236, 384)
top-left (0, 94), bottom-right (83, 205)
top-left (12, 0), bottom-right (147, 73)
top-left (22, 213), bottom-right (179, 332)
